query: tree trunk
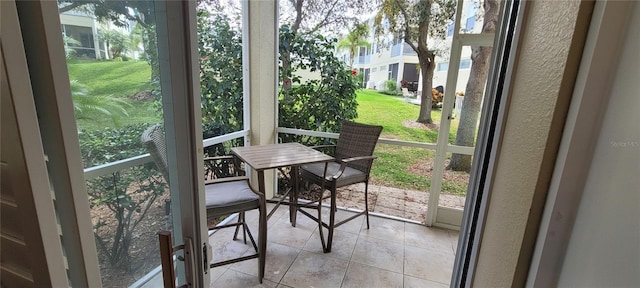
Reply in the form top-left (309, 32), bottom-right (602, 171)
top-left (447, 45), bottom-right (492, 172)
top-left (349, 48), bottom-right (355, 69)
top-left (282, 53), bottom-right (292, 89)
top-left (417, 53), bottom-right (435, 124)
top-left (448, 0), bottom-right (500, 172)
top-left (282, 0), bottom-right (304, 95)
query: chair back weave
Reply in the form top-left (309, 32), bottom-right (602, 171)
top-left (141, 124), bottom-right (170, 184)
top-left (335, 120), bottom-right (383, 172)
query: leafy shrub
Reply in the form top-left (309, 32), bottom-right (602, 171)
top-left (79, 121), bottom-right (246, 270)
top-left (356, 72), bottom-right (365, 89)
top-left (79, 124), bottom-right (152, 167)
top-left (71, 80), bottom-right (131, 127)
top-left (202, 121), bottom-right (242, 157)
top-left (79, 124), bottom-right (166, 268)
top-left (63, 35), bottom-right (80, 60)
top-left (384, 80), bottom-right (398, 94)
top-left (98, 29), bottom-right (130, 59)
top-left (198, 7), bottom-right (244, 136)
top-left (278, 25), bottom-right (359, 145)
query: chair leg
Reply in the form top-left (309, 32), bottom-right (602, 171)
top-left (233, 212), bottom-right (248, 244)
top-left (364, 181), bottom-right (370, 229)
top-left (326, 186), bottom-right (337, 253)
top-left (242, 213), bottom-right (247, 244)
top-left (317, 191), bottom-right (328, 252)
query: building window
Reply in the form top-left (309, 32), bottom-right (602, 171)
top-left (62, 24), bottom-right (96, 58)
top-left (464, 1), bottom-right (477, 32)
top-left (372, 67), bottom-right (377, 73)
top-left (388, 63), bottom-right (399, 80)
top-left (380, 65), bottom-right (385, 71)
top-left (460, 59), bottom-right (471, 69)
top-left (447, 23), bottom-right (454, 36)
top-left (437, 62), bottom-right (449, 71)
top-left (465, 16), bottom-right (476, 32)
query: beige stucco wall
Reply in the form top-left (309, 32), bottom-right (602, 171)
top-left (472, 0), bottom-right (592, 286)
top-left (366, 53), bottom-right (420, 89)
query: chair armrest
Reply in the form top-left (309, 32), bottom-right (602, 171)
top-left (328, 155), bottom-right (378, 180)
top-left (340, 155), bottom-right (377, 163)
top-left (309, 144), bottom-right (336, 150)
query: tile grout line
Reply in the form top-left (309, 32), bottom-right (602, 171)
top-left (340, 215), bottom-right (364, 288)
top-left (403, 221), bottom-right (406, 286)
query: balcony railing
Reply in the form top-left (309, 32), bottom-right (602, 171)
top-left (403, 43), bottom-right (417, 56)
top-left (391, 44), bottom-right (402, 57)
top-left (84, 130), bottom-right (249, 180)
top-left (85, 127), bottom-right (469, 287)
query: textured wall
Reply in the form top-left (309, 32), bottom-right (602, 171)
top-left (249, 0), bottom-right (278, 197)
top-left (473, 0), bottom-right (590, 286)
top-left (558, 2), bottom-right (640, 285)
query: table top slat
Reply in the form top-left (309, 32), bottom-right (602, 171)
top-left (231, 143), bottom-right (334, 170)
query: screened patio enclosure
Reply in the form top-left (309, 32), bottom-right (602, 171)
top-left (66, 0), bottom-right (498, 286)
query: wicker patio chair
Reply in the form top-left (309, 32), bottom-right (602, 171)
top-left (298, 120), bottom-right (382, 253)
top-left (142, 124), bottom-right (266, 283)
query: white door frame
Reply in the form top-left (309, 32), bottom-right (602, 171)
top-left (427, 0), bottom-right (497, 228)
top-left (154, 1), bottom-right (209, 286)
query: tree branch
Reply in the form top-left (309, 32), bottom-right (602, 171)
top-left (392, 0), bottom-right (419, 52)
top-left (292, 0), bottom-right (304, 33)
top-left (58, 2), bottom-right (87, 13)
top-left (133, 15), bottom-right (150, 29)
top-left (308, 0), bottom-right (340, 35)
top-left (416, 0), bottom-right (431, 55)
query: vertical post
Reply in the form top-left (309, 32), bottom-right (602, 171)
top-left (248, 0), bottom-right (278, 198)
top-left (426, 0), bottom-right (466, 226)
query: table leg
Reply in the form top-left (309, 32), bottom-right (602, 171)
top-left (290, 166), bottom-right (299, 227)
top-left (258, 170), bottom-right (266, 201)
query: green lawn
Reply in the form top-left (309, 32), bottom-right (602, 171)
top-left (354, 90), bottom-right (467, 195)
top-left (356, 90), bottom-right (459, 144)
top-left (68, 60), bottom-right (153, 97)
top-left (68, 60), bottom-right (159, 130)
top-left (356, 90), bottom-right (440, 143)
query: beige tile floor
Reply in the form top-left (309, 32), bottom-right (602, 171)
top-left (208, 203), bottom-right (459, 288)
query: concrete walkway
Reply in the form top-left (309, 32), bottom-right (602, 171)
top-left (334, 183), bottom-right (466, 223)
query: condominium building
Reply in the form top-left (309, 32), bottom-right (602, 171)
top-left (343, 0), bottom-right (482, 95)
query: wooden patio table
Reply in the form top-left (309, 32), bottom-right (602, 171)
top-left (231, 142), bottom-right (334, 226)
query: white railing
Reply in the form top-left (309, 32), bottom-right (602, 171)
top-left (83, 129), bottom-right (250, 179)
top-left (85, 127), bottom-right (472, 182)
top-left (276, 127), bottom-right (473, 155)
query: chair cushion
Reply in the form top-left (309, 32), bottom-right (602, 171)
top-left (205, 180), bottom-right (260, 217)
top-left (300, 161), bottom-right (368, 188)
